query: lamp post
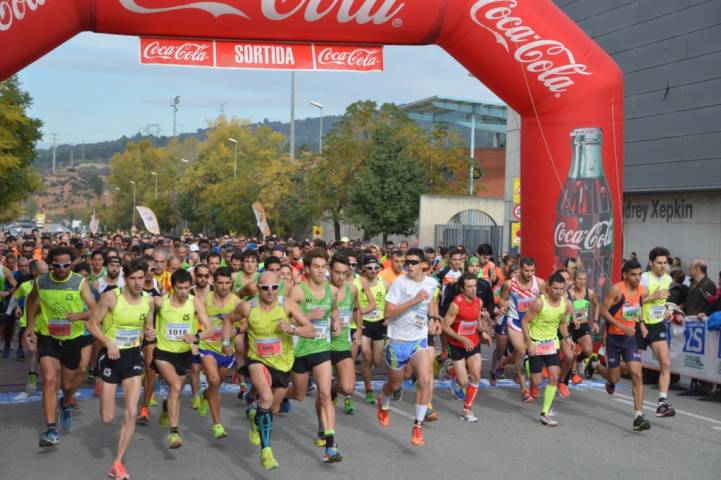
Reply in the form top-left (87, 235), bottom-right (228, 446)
top-left (310, 101), bottom-right (324, 154)
top-left (150, 171), bottom-right (158, 199)
top-left (227, 138), bottom-right (238, 177)
top-left (129, 180), bottom-right (136, 229)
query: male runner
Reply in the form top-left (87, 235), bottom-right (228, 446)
top-left (189, 263), bottom-right (212, 410)
top-left (377, 248), bottom-right (440, 446)
top-left (355, 255), bottom-right (384, 403)
top-left (568, 270), bottom-right (600, 381)
top-left (522, 272), bottom-right (573, 427)
top-left (15, 261), bottom-right (48, 393)
top-left (87, 259), bottom-right (154, 480)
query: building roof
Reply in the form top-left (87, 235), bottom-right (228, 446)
top-left (399, 96), bottom-right (507, 134)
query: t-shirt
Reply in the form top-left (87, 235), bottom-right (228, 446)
top-left (385, 275), bottom-right (439, 342)
top-left (380, 268), bottom-right (403, 286)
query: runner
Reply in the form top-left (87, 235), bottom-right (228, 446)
top-left (196, 267), bottom-right (239, 439)
top-left (88, 250), bottom-right (106, 284)
top-left (355, 255), bottom-right (384, 403)
top-left (86, 259), bottom-right (154, 480)
top-left (568, 270), bottom-right (600, 382)
top-left (287, 248), bottom-right (343, 463)
top-left (490, 259), bottom-right (518, 386)
top-left (499, 257), bottom-right (545, 402)
top-left (152, 269), bottom-right (212, 448)
top-left (137, 256), bottom-right (162, 425)
top-left (14, 261), bottom-right (48, 393)
top-left (475, 244), bottom-right (497, 285)
top-left (24, 246), bottom-right (96, 447)
top-left (441, 272), bottom-right (491, 422)
top-left (587, 259), bottom-right (651, 432)
top-left (556, 269), bottom-right (577, 399)
top-left (377, 248), bottom-right (440, 447)
top-left (380, 249), bottom-right (404, 285)
top-left (189, 263), bottom-right (212, 410)
top-left (228, 270), bottom-right (314, 469)
top-left (521, 271), bottom-right (574, 427)
top-left (639, 247), bottom-right (675, 417)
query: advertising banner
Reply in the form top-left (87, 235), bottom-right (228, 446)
top-left (136, 206), bottom-right (160, 235)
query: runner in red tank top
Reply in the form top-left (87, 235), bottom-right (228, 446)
top-left (442, 273), bottom-right (492, 423)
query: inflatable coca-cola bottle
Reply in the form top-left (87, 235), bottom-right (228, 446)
top-left (555, 128), bottom-right (614, 300)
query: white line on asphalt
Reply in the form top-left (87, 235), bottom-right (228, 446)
top-left (611, 393), bottom-right (721, 426)
top-left (712, 426), bottom-right (721, 431)
top-left (352, 391), bottom-right (415, 421)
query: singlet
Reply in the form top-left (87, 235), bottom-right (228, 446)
top-left (568, 287), bottom-right (592, 324)
top-left (233, 271), bottom-right (259, 299)
top-left (448, 294), bottom-right (481, 348)
top-left (608, 282), bottom-right (644, 336)
top-left (507, 276), bottom-right (540, 321)
top-left (35, 272), bottom-right (87, 340)
top-left (331, 282), bottom-right (354, 352)
top-left (641, 272), bottom-right (672, 325)
top-left (199, 292), bottom-right (239, 354)
top-left (477, 262), bottom-right (496, 283)
top-left (156, 295), bottom-right (198, 353)
top-left (355, 277), bottom-right (386, 323)
top-left (529, 295), bottom-right (567, 351)
top-left (97, 276), bottom-right (124, 296)
top-left (88, 267), bottom-right (106, 284)
top-left (294, 282), bottom-right (333, 357)
top-left (247, 297), bottom-right (294, 372)
top-left (102, 290), bottom-right (151, 349)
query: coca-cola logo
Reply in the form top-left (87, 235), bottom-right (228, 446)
top-left (0, 0), bottom-right (46, 32)
top-left (317, 48), bottom-right (380, 67)
top-left (120, 0), bottom-right (405, 25)
top-left (142, 41), bottom-right (210, 62)
top-left (555, 220), bottom-right (613, 251)
top-left (470, 0), bottom-right (591, 97)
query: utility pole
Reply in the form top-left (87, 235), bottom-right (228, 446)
top-left (69, 144), bottom-right (74, 168)
top-left (81, 142), bottom-right (85, 163)
top-left (51, 133), bottom-right (58, 173)
top-left (171, 96), bottom-right (180, 138)
top-left (289, 72), bottom-right (296, 162)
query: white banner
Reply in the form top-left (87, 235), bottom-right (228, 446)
top-left (136, 206), bottom-right (160, 235)
top-left (641, 317), bottom-right (721, 384)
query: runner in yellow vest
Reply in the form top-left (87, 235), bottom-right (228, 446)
top-left (227, 270), bottom-right (314, 470)
top-left (356, 255), bottom-right (385, 403)
top-left (151, 268), bottom-right (212, 449)
top-left (86, 259), bottom-right (154, 480)
top-left (24, 247), bottom-right (96, 447)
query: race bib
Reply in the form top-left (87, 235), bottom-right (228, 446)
top-left (256, 337), bottom-right (282, 358)
top-left (363, 308), bottom-right (380, 321)
top-left (517, 297), bottom-right (533, 313)
top-left (115, 329), bottom-right (141, 348)
top-left (313, 322), bottom-right (328, 340)
top-left (649, 305), bottom-right (666, 322)
top-left (339, 307), bottom-right (353, 326)
top-left (622, 305), bottom-right (641, 321)
top-left (166, 323), bottom-right (190, 341)
top-left (534, 339), bottom-right (556, 356)
top-left (412, 306), bottom-right (427, 328)
top-left (209, 327), bottom-right (224, 342)
top-left (458, 321), bottom-right (477, 336)
top-left (48, 318), bottom-right (71, 337)
top-left (574, 309), bottom-right (588, 323)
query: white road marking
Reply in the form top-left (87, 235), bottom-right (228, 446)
top-left (610, 392), bottom-right (721, 426)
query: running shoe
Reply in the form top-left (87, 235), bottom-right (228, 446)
top-left (307, 380), bottom-right (316, 393)
top-left (315, 432), bottom-right (326, 447)
top-left (521, 389), bottom-right (534, 403)
top-left (539, 413), bottom-right (558, 427)
top-left (108, 462), bottom-right (130, 480)
top-left (260, 447), bottom-right (279, 470)
top-left (376, 398), bottom-right (390, 427)
top-left (656, 400), bottom-right (676, 417)
top-left (323, 445), bottom-right (342, 463)
top-left (558, 383), bottom-right (569, 399)
top-left (571, 373), bottom-right (584, 385)
top-left (344, 396), bottom-right (355, 414)
top-left (212, 423), bottom-right (228, 439)
top-left (411, 425), bottom-right (425, 446)
top-left (605, 382), bottom-right (616, 395)
top-left (198, 391), bottom-right (209, 417)
top-left (15, 346), bottom-right (24, 359)
top-left (392, 388), bottom-right (402, 401)
top-left (59, 402), bottom-right (73, 431)
top-left (584, 354), bottom-right (598, 378)
top-left (425, 406), bottom-right (438, 422)
top-left (167, 432), bottom-right (183, 449)
top-left (633, 415), bottom-right (651, 432)
top-left (149, 394), bottom-right (158, 407)
top-left (191, 395), bottom-right (200, 410)
top-left (25, 372), bottom-right (37, 394)
top-left (279, 397), bottom-right (291, 414)
top-left (158, 410), bottom-right (169, 428)
top-left (68, 395), bottom-right (79, 409)
top-left (489, 369), bottom-right (498, 387)
top-left (39, 429), bottom-right (59, 447)
top-left (460, 409), bottom-right (478, 422)
top-left (137, 407), bottom-right (149, 425)
top-left (530, 383), bottom-right (539, 400)
top-left (365, 389), bottom-right (376, 404)
top-left (248, 409), bottom-right (260, 446)
top-left (237, 382), bottom-right (247, 400)
top-left (450, 378), bottom-right (466, 401)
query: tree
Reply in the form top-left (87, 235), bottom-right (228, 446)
top-left (0, 76), bottom-right (43, 221)
top-left (348, 123), bottom-right (423, 241)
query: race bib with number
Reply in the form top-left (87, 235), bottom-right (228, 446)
top-left (412, 305), bottom-right (427, 328)
top-left (339, 308), bottom-right (352, 326)
top-left (115, 329), bottom-right (141, 348)
top-left (256, 337), bottom-right (282, 358)
top-left (48, 318), bottom-right (72, 337)
top-left (517, 297), bottom-right (534, 313)
top-left (534, 339), bottom-right (556, 356)
top-left (313, 322), bottom-right (328, 340)
top-left (458, 321), bottom-right (477, 336)
top-left (622, 306), bottom-right (641, 321)
top-left (363, 308), bottom-right (380, 321)
top-left (574, 309), bottom-right (588, 323)
top-left (649, 305), bottom-right (666, 321)
top-left (166, 323), bottom-right (190, 341)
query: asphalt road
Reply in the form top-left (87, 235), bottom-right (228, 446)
top-left (1, 355), bottom-right (720, 480)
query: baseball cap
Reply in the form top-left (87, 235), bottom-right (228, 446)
top-left (189, 244), bottom-right (199, 252)
top-left (362, 255), bottom-right (380, 267)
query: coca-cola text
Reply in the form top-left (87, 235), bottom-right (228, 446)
top-left (0, 0), bottom-right (46, 32)
top-left (317, 47), bottom-right (380, 68)
top-left (554, 221), bottom-right (613, 251)
top-left (142, 41), bottom-right (211, 63)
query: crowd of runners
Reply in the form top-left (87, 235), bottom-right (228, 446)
top-left (0, 230), bottom-right (704, 479)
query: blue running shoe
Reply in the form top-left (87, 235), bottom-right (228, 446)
top-left (450, 378), bottom-right (466, 401)
top-left (279, 397), bottom-right (292, 414)
top-left (323, 445), bottom-right (342, 463)
top-left (39, 429), bottom-right (59, 447)
top-left (59, 402), bottom-right (72, 431)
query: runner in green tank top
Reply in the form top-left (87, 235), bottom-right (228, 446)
top-left (86, 259), bottom-right (154, 480)
top-left (150, 269), bottom-right (212, 450)
top-left (287, 248), bottom-right (343, 464)
top-left (356, 255), bottom-right (387, 403)
top-left (329, 254), bottom-right (362, 415)
top-left (233, 250), bottom-right (260, 297)
top-left (24, 247), bottom-right (96, 447)
top-left (522, 272), bottom-right (573, 427)
top-left (568, 270), bottom-right (600, 385)
top-left (228, 270), bottom-right (314, 470)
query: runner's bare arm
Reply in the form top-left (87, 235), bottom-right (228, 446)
top-left (441, 302), bottom-right (465, 344)
top-left (194, 295), bottom-right (212, 340)
top-left (283, 298), bottom-right (315, 338)
top-left (559, 301), bottom-right (573, 345)
top-left (66, 280), bottom-right (97, 322)
top-left (86, 290), bottom-right (115, 346)
top-left (144, 301), bottom-right (156, 341)
top-left (521, 298), bottom-right (543, 355)
top-left (359, 277), bottom-right (377, 314)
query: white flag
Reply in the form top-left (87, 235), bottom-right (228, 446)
top-left (136, 206), bottom-right (160, 234)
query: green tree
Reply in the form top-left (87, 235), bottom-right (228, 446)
top-left (0, 76), bottom-right (43, 221)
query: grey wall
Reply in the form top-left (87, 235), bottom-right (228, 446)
top-left (555, 0), bottom-right (721, 193)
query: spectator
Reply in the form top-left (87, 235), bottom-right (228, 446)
top-left (684, 260), bottom-right (717, 316)
top-left (668, 270), bottom-right (689, 308)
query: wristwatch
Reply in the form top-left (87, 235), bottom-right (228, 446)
top-left (221, 337), bottom-right (231, 348)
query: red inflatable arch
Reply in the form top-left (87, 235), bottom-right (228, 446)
top-left (1, 0), bottom-right (623, 288)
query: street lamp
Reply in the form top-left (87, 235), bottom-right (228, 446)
top-left (227, 138), bottom-right (238, 177)
top-left (150, 171), bottom-right (158, 199)
top-left (310, 101), bottom-right (324, 154)
top-left (129, 180), bottom-right (136, 229)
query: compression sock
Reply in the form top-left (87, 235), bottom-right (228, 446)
top-left (464, 383), bottom-right (479, 410)
top-left (255, 407), bottom-right (273, 449)
top-left (542, 385), bottom-right (557, 415)
top-left (381, 396), bottom-right (391, 410)
top-left (415, 404), bottom-right (428, 424)
top-left (324, 429), bottom-right (335, 448)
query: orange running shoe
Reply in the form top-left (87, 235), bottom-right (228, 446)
top-left (376, 398), bottom-right (390, 427)
top-left (411, 425), bottom-right (425, 446)
top-left (108, 461), bottom-right (129, 480)
top-left (530, 383), bottom-right (539, 399)
top-left (571, 373), bottom-right (584, 385)
top-left (137, 406), bottom-right (149, 425)
top-left (558, 383), bottom-right (570, 399)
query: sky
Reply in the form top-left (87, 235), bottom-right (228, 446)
top-left (17, 32), bottom-right (502, 149)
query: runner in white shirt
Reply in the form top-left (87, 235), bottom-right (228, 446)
top-left (376, 248), bottom-right (440, 447)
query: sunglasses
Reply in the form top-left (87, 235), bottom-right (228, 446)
top-left (258, 284), bottom-right (280, 291)
top-left (405, 260), bottom-right (422, 266)
top-left (365, 266), bottom-right (381, 271)
top-left (52, 262), bottom-right (72, 269)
